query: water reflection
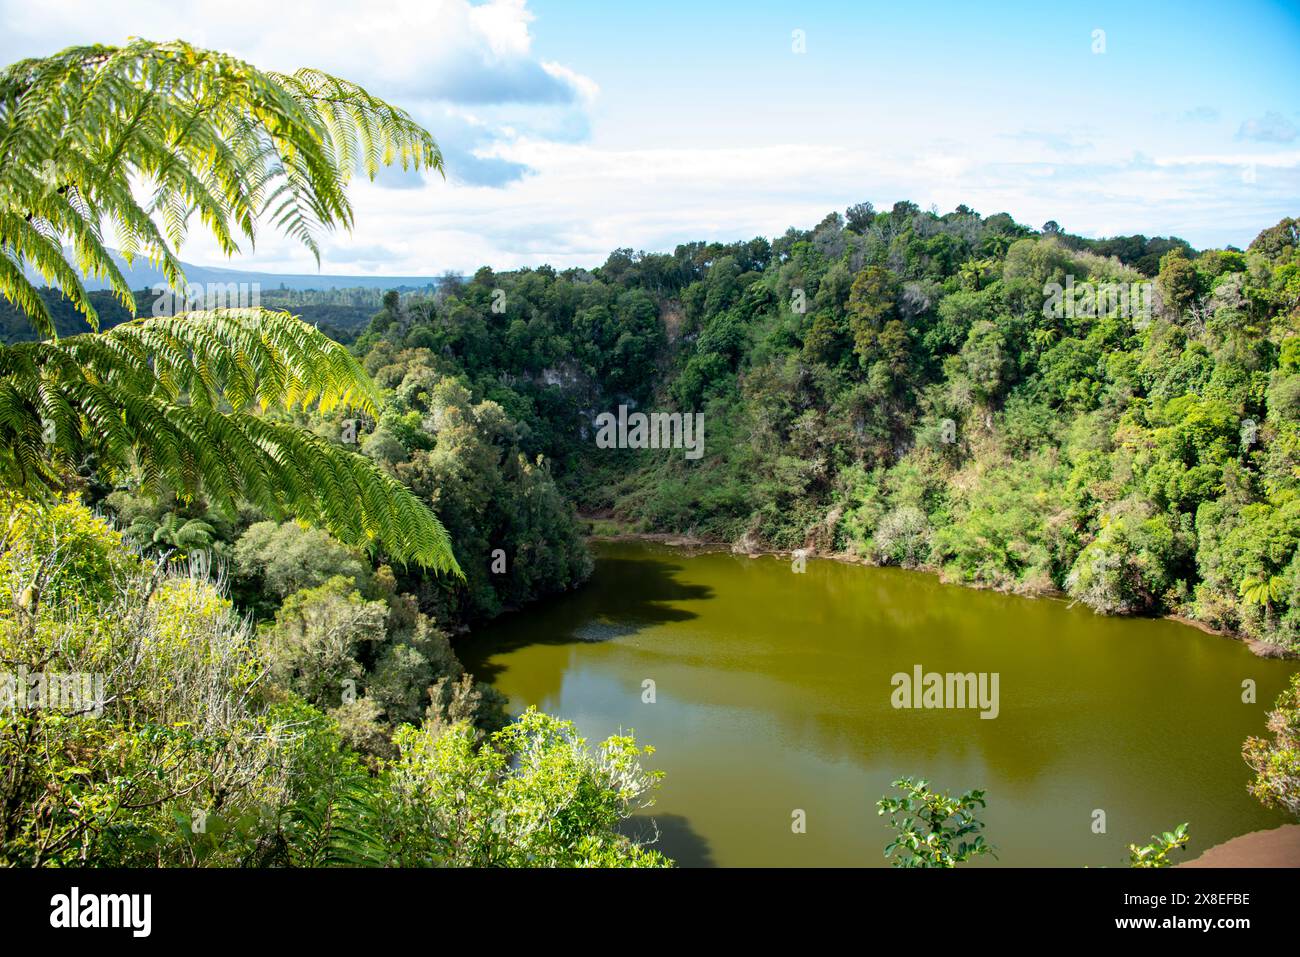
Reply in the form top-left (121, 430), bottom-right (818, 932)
top-left (462, 542), bottom-right (1300, 867)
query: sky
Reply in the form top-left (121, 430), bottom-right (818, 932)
top-left (1, 0), bottom-right (1298, 276)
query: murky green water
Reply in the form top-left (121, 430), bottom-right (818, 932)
top-left (460, 541), bottom-right (1298, 867)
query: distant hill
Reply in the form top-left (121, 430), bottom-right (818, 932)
top-left (0, 286), bottom-right (396, 344)
top-left (4, 249), bottom-right (454, 343)
top-left (24, 247), bottom-right (447, 294)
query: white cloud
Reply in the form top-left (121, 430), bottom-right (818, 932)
top-left (1154, 150), bottom-right (1300, 168)
top-left (0, 0), bottom-right (597, 188)
top-left (0, 0), bottom-right (597, 104)
top-left (3, 3), bottom-right (1296, 276)
top-left (159, 136), bottom-right (1295, 276)
top-left (540, 62), bottom-right (599, 104)
top-left (1237, 111), bottom-right (1299, 144)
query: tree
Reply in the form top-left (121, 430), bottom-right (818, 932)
top-left (261, 576), bottom-right (387, 708)
top-left (875, 777), bottom-right (994, 867)
top-left (127, 513), bottom-right (216, 555)
top-left (845, 201), bottom-right (876, 234)
top-left (1, 40), bottom-right (438, 334)
top-left (871, 505), bottom-right (932, 568)
top-left (381, 708), bottom-right (669, 867)
top-left (1239, 573), bottom-right (1285, 617)
top-left (0, 40), bottom-right (458, 572)
top-left (957, 256), bottom-right (996, 292)
top-left (959, 319), bottom-right (1009, 403)
top-left (234, 521), bottom-right (372, 601)
top-left (1157, 249), bottom-right (1201, 317)
top-left (1065, 502), bottom-right (1186, 615)
top-left (847, 265), bottom-right (899, 366)
top-left (0, 494), bottom-right (278, 865)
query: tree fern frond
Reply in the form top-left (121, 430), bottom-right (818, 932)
top-left (0, 39), bottom-right (443, 339)
top-left (0, 309), bottom-right (459, 574)
top-left (0, 42), bottom-right (457, 575)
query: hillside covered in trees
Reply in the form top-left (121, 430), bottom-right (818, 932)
top-left (349, 204), bottom-right (1300, 652)
top-left (11, 201), bottom-right (1295, 870)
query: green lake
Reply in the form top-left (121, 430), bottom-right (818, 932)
top-left (460, 540), bottom-right (1299, 867)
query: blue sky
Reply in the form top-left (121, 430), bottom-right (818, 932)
top-left (1, 0), bottom-right (1297, 274)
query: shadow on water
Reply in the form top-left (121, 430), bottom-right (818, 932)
top-left (454, 540), bottom-right (1300, 866)
top-left (459, 554), bottom-right (714, 683)
top-left (619, 813), bottom-right (717, 868)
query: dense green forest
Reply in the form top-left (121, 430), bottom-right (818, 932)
top-left (7, 200), bottom-right (1299, 868)
top-left (3, 38), bottom-right (1297, 871)
top-left (344, 204), bottom-right (1300, 652)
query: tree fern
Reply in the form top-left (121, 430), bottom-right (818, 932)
top-left (0, 40), bottom-right (459, 574)
top-left (126, 513), bottom-right (216, 554)
top-left (1240, 574), bottom-right (1285, 609)
top-left (0, 39), bottom-right (441, 338)
top-left (290, 777), bottom-right (394, 868)
top-left (1, 309), bottom-right (459, 571)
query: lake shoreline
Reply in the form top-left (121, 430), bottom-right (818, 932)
top-left (582, 524), bottom-right (1298, 660)
top-left (474, 535), bottom-right (1297, 866)
top-left (1180, 824), bottom-right (1300, 867)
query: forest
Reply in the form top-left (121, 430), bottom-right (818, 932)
top-left (349, 205), bottom-right (1300, 653)
top-left (1, 39), bottom-right (1297, 871)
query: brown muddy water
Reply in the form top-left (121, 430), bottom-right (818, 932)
top-left (461, 541), bottom-right (1298, 867)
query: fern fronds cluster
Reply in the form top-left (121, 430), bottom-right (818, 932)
top-left (0, 308), bottom-right (458, 571)
top-left (0, 40), bottom-right (458, 573)
top-left (0, 38), bottom-right (441, 338)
